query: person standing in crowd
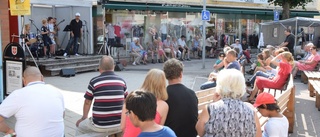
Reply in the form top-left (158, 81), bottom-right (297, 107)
top-left (47, 17), bottom-right (56, 56)
top-left (0, 67), bottom-right (65, 137)
top-left (75, 56), bottom-right (127, 136)
top-left (178, 35), bottom-right (191, 61)
top-left (121, 69), bottom-right (169, 137)
top-left (254, 92), bottom-right (288, 137)
top-left (41, 19), bottom-right (53, 58)
top-left (130, 38), bottom-right (142, 66)
top-left (196, 69), bottom-right (262, 137)
top-left (125, 91), bottom-right (176, 137)
top-left (163, 59), bottom-right (198, 137)
top-left (64, 12), bottom-right (83, 57)
top-left (279, 29), bottom-right (295, 55)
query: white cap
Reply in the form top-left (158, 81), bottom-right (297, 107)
top-left (75, 13), bottom-right (81, 16)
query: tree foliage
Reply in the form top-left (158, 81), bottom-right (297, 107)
top-left (268, 0), bottom-right (312, 9)
top-left (267, 0), bottom-right (313, 19)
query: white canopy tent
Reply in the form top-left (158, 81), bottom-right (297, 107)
top-left (18, 0), bottom-right (94, 54)
top-left (260, 17), bottom-right (320, 55)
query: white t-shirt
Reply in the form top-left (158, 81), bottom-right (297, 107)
top-left (160, 24), bottom-right (167, 34)
top-left (0, 81), bottom-right (65, 137)
top-left (263, 115), bottom-right (289, 137)
top-left (231, 43), bottom-right (243, 53)
top-left (178, 38), bottom-right (186, 47)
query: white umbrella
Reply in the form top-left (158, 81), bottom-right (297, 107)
top-left (188, 18), bottom-right (214, 27)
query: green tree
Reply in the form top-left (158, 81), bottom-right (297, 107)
top-left (268, 0), bottom-right (313, 19)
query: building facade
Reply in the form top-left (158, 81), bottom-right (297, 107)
top-left (92, 0), bottom-right (320, 49)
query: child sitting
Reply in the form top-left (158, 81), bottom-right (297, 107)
top-left (246, 53), bottom-right (264, 75)
top-left (254, 92), bottom-right (289, 137)
top-left (213, 52), bottom-right (225, 72)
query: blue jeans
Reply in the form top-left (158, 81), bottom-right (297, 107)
top-left (65, 36), bottom-right (79, 55)
top-left (249, 71), bottom-right (271, 85)
top-left (200, 81), bottom-right (216, 90)
top-left (161, 34), bottom-right (167, 42)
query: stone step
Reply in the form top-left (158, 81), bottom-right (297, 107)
top-left (46, 64), bottom-right (99, 76)
top-left (41, 59), bottom-right (100, 70)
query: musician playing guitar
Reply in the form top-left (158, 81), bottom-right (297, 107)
top-left (41, 19), bottom-right (53, 58)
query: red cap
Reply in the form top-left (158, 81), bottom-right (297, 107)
top-left (253, 92), bottom-right (276, 107)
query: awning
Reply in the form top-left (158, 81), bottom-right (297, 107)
top-left (104, 1), bottom-right (320, 17)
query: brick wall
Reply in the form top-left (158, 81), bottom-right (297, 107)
top-left (0, 0), bottom-right (10, 51)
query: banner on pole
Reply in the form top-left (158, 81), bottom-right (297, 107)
top-left (9, 0), bottom-right (31, 16)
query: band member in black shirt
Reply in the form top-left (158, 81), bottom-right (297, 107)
top-left (64, 12), bottom-right (83, 56)
top-left (41, 19), bottom-right (53, 58)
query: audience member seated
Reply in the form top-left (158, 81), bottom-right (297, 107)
top-left (163, 59), bottom-right (198, 137)
top-left (121, 69), bottom-right (169, 137)
top-left (292, 45), bottom-right (320, 78)
top-left (172, 37), bottom-right (181, 59)
top-left (0, 67), bottom-right (65, 136)
top-left (254, 49), bottom-right (273, 74)
top-left (125, 91), bottom-right (176, 137)
top-left (213, 52), bottom-right (225, 72)
top-left (147, 41), bottom-right (157, 64)
top-left (247, 52), bottom-right (294, 103)
top-left (246, 49), bottom-right (285, 87)
top-left (75, 56), bottom-right (127, 136)
top-left (196, 69), bottom-right (262, 137)
top-left (156, 37), bottom-right (169, 63)
top-left (200, 49), bottom-right (241, 90)
top-left (130, 38), bottom-right (142, 65)
top-left (163, 35), bottom-right (175, 59)
top-left (137, 41), bottom-right (148, 65)
top-left (205, 36), bottom-right (217, 58)
top-left (231, 38), bottom-right (243, 53)
top-left (301, 43), bottom-right (312, 60)
top-left (192, 36), bottom-right (202, 59)
top-left (254, 92), bottom-right (289, 137)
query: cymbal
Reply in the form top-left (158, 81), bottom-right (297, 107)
top-left (11, 35), bottom-right (20, 38)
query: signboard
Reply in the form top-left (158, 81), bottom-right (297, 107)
top-left (202, 10), bottom-right (210, 21)
top-left (2, 42), bottom-right (26, 96)
top-left (274, 10), bottom-right (280, 22)
top-left (9, 0), bottom-right (31, 16)
top-left (5, 61), bottom-right (23, 94)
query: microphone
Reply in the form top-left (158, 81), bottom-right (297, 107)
top-left (29, 19), bottom-right (34, 22)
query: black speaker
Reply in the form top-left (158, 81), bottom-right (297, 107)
top-left (115, 62), bottom-right (124, 71)
top-left (60, 68), bottom-right (76, 77)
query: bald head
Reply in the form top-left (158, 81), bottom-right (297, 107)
top-left (99, 56), bottom-right (114, 72)
top-left (23, 66), bottom-right (43, 85)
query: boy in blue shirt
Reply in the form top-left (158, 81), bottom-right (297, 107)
top-left (125, 91), bottom-right (176, 137)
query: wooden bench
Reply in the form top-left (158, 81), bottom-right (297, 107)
top-left (307, 80), bottom-right (320, 111)
top-left (301, 62), bottom-right (320, 84)
top-left (195, 75), bottom-right (295, 133)
top-left (260, 75), bottom-right (295, 133)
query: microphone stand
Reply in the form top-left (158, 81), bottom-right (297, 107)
top-left (85, 21), bottom-right (89, 55)
top-left (21, 16), bottom-right (38, 68)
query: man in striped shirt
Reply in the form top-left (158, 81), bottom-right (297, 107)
top-left (75, 56), bottom-right (127, 136)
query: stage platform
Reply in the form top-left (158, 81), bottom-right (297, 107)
top-left (26, 55), bottom-right (105, 76)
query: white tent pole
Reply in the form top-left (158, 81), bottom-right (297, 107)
top-left (294, 19), bottom-right (298, 56)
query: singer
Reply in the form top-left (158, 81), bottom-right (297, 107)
top-left (63, 12), bottom-right (83, 57)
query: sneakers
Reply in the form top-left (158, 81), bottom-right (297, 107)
top-left (75, 53), bottom-right (80, 56)
top-left (186, 58), bottom-right (191, 61)
top-left (63, 53), bottom-right (67, 57)
top-left (132, 62), bottom-right (136, 66)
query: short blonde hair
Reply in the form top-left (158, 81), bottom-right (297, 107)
top-left (216, 69), bottom-right (245, 99)
top-left (141, 69), bottom-right (168, 100)
top-left (42, 19), bottom-right (47, 25)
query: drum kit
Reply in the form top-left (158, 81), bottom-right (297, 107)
top-left (11, 32), bottom-right (44, 58)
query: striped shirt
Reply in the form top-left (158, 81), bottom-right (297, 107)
top-left (84, 71), bottom-right (127, 128)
